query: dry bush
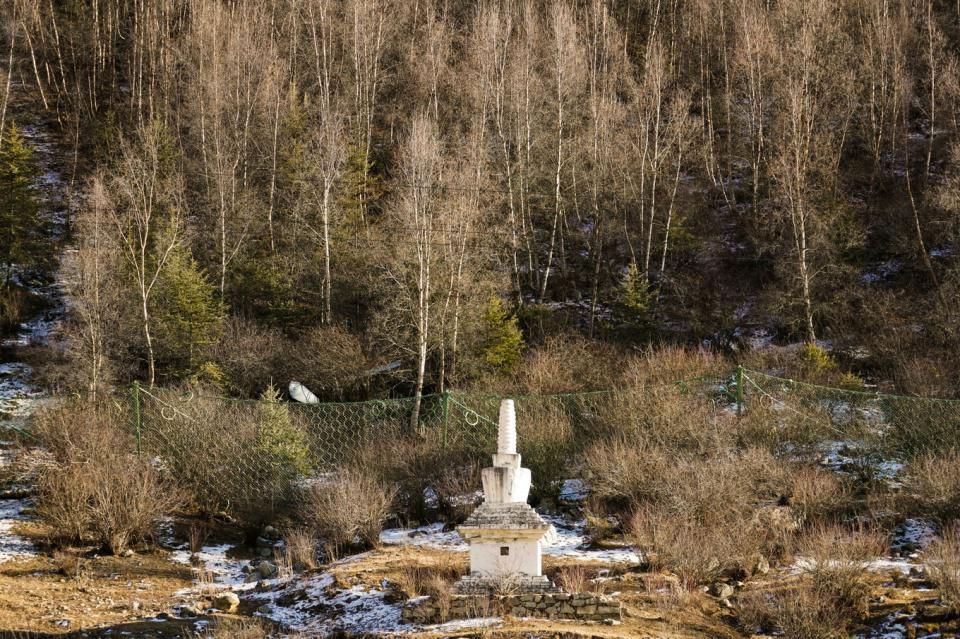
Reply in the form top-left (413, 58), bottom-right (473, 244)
top-left (514, 334), bottom-right (624, 394)
top-left (356, 438), bottom-right (478, 522)
top-left (631, 506), bottom-right (764, 588)
top-left (138, 390), bottom-right (311, 530)
top-left (925, 524), bottom-right (960, 611)
top-left (303, 467), bottom-right (396, 559)
top-left (33, 400), bottom-right (181, 554)
top-left (212, 316), bottom-right (285, 397)
top-left (738, 583), bottom-right (851, 639)
top-left (797, 524), bottom-right (888, 620)
top-left (554, 565), bottom-right (589, 592)
top-left (735, 394), bottom-right (839, 454)
top-left (904, 450), bottom-right (960, 524)
top-left (623, 448), bottom-right (799, 586)
top-left (393, 558), bottom-right (462, 599)
top-left (284, 528), bottom-right (318, 571)
top-left (518, 401), bottom-right (575, 501)
top-left (582, 436), bottom-right (674, 507)
top-left (592, 384), bottom-right (733, 454)
top-left (788, 466), bottom-right (848, 526)
top-left (188, 523), bottom-right (209, 553)
top-left (433, 461), bottom-right (482, 523)
top-left (619, 345), bottom-right (726, 386)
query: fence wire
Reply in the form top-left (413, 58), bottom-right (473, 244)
top-left (127, 369), bottom-right (960, 517)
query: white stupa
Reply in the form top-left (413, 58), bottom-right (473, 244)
top-left (455, 399), bottom-right (555, 593)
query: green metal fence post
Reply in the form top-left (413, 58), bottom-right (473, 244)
top-left (735, 365), bottom-right (744, 417)
top-left (131, 381), bottom-right (142, 457)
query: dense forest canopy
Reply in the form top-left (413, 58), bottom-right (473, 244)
top-left (2, 0), bottom-right (960, 400)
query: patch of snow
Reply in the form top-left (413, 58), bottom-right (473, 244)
top-left (427, 617), bottom-right (501, 631)
top-left (818, 440), bottom-right (904, 483)
top-left (892, 519), bottom-right (936, 556)
top-left (0, 498), bottom-right (36, 563)
top-left (862, 259), bottom-right (903, 284)
top-left (252, 573), bottom-right (407, 634)
top-left (792, 555), bottom-right (916, 576)
top-left (169, 543), bottom-right (251, 590)
top-left (559, 479), bottom-right (588, 502)
top-left (380, 523), bottom-right (466, 551)
top-left (542, 515), bottom-right (642, 564)
top-left (930, 245), bottom-right (954, 258)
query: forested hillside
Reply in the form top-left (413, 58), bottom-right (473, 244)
top-left (1, 0), bottom-right (959, 399)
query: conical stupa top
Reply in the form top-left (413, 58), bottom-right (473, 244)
top-left (498, 399), bottom-right (517, 455)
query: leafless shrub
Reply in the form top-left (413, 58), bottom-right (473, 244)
top-left (187, 522), bottom-right (208, 554)
top-left (788, 466), bottom-right (848, 526)
top-left (797, 524), bottom-right (887, 620)
top-left (554, 565), bottom-right (589, 592)
top-left (738, 583), bottom-right (852, 639)
top-left (925, 524), bottom-right (960, 611)
top-left (433, 460), bottom-right (482, 523)
top-left (33, 400), bottom-right (181, 554)
top-left (904, 450), bottom-right (960, 524)
top-left (620, 345), bottom-right (726, 386)
top-left (592, 384), bottom-right (730, 454)
top-left (392, 557), bottom-right (461, 622)
top-left (631, 506), bottom-right (762, 588)
top-left (284, 528), bottom-right (318, 571)
top-left (518, 401), bottom-right (574, 500)
top-left (303, 467), bottom-right (396, 559)
top-left (514, 334), bottom-right (623, 394)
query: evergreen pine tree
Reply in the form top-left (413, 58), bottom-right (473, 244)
top-left (0, 123), bottom-right (42, 285)
top-left (151, 245), bottom-right (224, 379)
top-left (480, 296), bottom-right (525, 371)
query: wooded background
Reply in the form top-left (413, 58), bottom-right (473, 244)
top-left (1, 0), bottom-right (959, 400)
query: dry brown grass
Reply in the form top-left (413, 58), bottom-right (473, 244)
top-left (797, 524), bottom-right (888, 620)
top-left (190, 618), bottom-right (271, 639)
top-left (284, 527), bottom-right (318, 571)
top-left (904, 450), bottom-right (960, 524)
top-left (303, 467), bottom-right (396, 559)
top-left (925, 523), bottom-right (960, 611)
top-left (738, 583), bottom-right (852, 639)
top-left (553, 565), bottom-right (590, 592)
top-left (788, 466), bottom-right (849, 526)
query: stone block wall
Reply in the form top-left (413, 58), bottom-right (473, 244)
top-left (401, 591), bottom-right (622, 625)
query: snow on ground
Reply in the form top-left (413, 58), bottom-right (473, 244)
top-left (818, 440), bottom-right (905, 483)
top-left (791, 555), bottom-right (917, 576)
top-left (250, 571), bottom-right (411, 634)
top-left (169, 544), bottom-right (252, 591)
top-left (380, 522), bottom-right (465, 550)
top-left (559, 479), bottom-right (588, 502)
top-left (0, 498), bottom-right (35, 563)
top-left (0, 363), bottom-right (42, 419)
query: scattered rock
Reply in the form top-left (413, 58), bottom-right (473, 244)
top-left (213, 591), bottom-right (240, 613)
top-left (258, 561), bottom-right (278, 579)
top-left (711, 582), bottom-right (735, 600)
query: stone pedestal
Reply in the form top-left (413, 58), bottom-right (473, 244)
top-left (455, 400), bottom-right (553, 593)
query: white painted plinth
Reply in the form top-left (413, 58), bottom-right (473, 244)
top-left (469, 539), bottom-right (542, 577)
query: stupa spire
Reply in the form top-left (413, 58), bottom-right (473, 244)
top-left (498, 399), bottom-right (517, 455)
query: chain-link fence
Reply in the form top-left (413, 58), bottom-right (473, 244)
top-left (126, 368), bottom-right (960, 519)
top-left (739, 367), bottom-right (960, 471)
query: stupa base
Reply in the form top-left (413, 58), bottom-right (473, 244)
top-left (454, 573), bottom-right (559, 595)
